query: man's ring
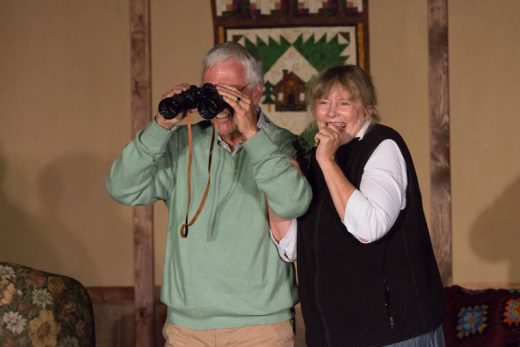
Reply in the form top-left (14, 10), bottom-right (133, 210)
top-left (236, 96), bottom-right (241, 104)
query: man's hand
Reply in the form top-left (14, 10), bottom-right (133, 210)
top-left (155, 83), bottom-right (192, 130)
top-left (216, 84), bottom-right (259, 139)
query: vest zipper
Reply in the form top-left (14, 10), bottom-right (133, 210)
top-left (382, 244), bottom-right (395, 329)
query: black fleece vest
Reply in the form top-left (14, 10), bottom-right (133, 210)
top-left (297, 124), bottom-right (444, 347)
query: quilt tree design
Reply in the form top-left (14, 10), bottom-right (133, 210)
top-left (231, 29), bottom-right (353, 113)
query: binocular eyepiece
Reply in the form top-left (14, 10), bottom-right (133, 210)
top-left (158, 83), bottom-right (231, 120)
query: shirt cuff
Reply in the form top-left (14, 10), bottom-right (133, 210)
top-left (271, 219), bottom-right (297, 262)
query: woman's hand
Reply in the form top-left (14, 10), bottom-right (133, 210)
top-left (314, 124), bottom-right (343, 163)
top-left (314, 123), bottom-right (356, 222)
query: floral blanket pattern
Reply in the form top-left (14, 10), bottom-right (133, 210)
top-left (0, 262), bottom-right (95, 346)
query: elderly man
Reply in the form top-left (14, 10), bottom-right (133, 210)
top-left (106, 42), bottom-right (311, 346)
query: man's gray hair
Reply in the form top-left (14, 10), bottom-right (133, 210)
top-left (201, 42), bottom-right (263, 87)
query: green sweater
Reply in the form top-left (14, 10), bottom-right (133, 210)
top-left (106, 118), bottom-right (311, 329)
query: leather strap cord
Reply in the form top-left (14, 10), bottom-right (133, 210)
top-left (180, 112), bottom-right (216, 238)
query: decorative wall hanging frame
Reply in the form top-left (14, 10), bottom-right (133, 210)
top-left (211, 0), bottom-right (369, 133)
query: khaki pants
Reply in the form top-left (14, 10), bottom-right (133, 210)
top-left (162, 320), bottom-right (294, 347)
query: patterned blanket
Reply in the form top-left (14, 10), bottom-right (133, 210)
top-left (443, 285), bottom-right (520, 347)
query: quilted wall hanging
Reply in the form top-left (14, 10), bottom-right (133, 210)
top-left (211, 0), bottom-right (369, 133)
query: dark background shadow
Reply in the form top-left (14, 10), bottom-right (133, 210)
top-left (0, 146), bottom-right (132, 285)
top-left (0, 146), bottom-right (63, 270)
top-left (469, 176), bottom-right (520, 284)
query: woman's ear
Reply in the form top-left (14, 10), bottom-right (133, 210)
top-left (364, 105), bottom-right (375, 117)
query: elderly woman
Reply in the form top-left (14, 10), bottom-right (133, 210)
top-left (296, 65), bottom-right (445, 346)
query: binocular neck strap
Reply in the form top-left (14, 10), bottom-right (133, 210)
top-left (180, 112), bottom-right (216, 238)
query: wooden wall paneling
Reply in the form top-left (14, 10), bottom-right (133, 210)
top-left (427, 0), bottom-right (452, 285)
top-left (89, 287), bottom-right (135, 346)
top-left (129, 0), bottom-right (155, 345)
top-left (88, 287), bottom-right (166, 346)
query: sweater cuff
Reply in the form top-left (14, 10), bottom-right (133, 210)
top-left (242, 130), bottom-right (278, 162)
top-left (138, 120), bottom-right (176, 155)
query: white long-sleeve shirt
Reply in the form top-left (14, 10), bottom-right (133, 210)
top-left (274, 121), bottom-right (408, 262)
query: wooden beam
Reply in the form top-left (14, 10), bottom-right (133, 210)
top-left (428, 0), bottom-right (452, 285)
top-left (129, 0), bottom-right (154, 345)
